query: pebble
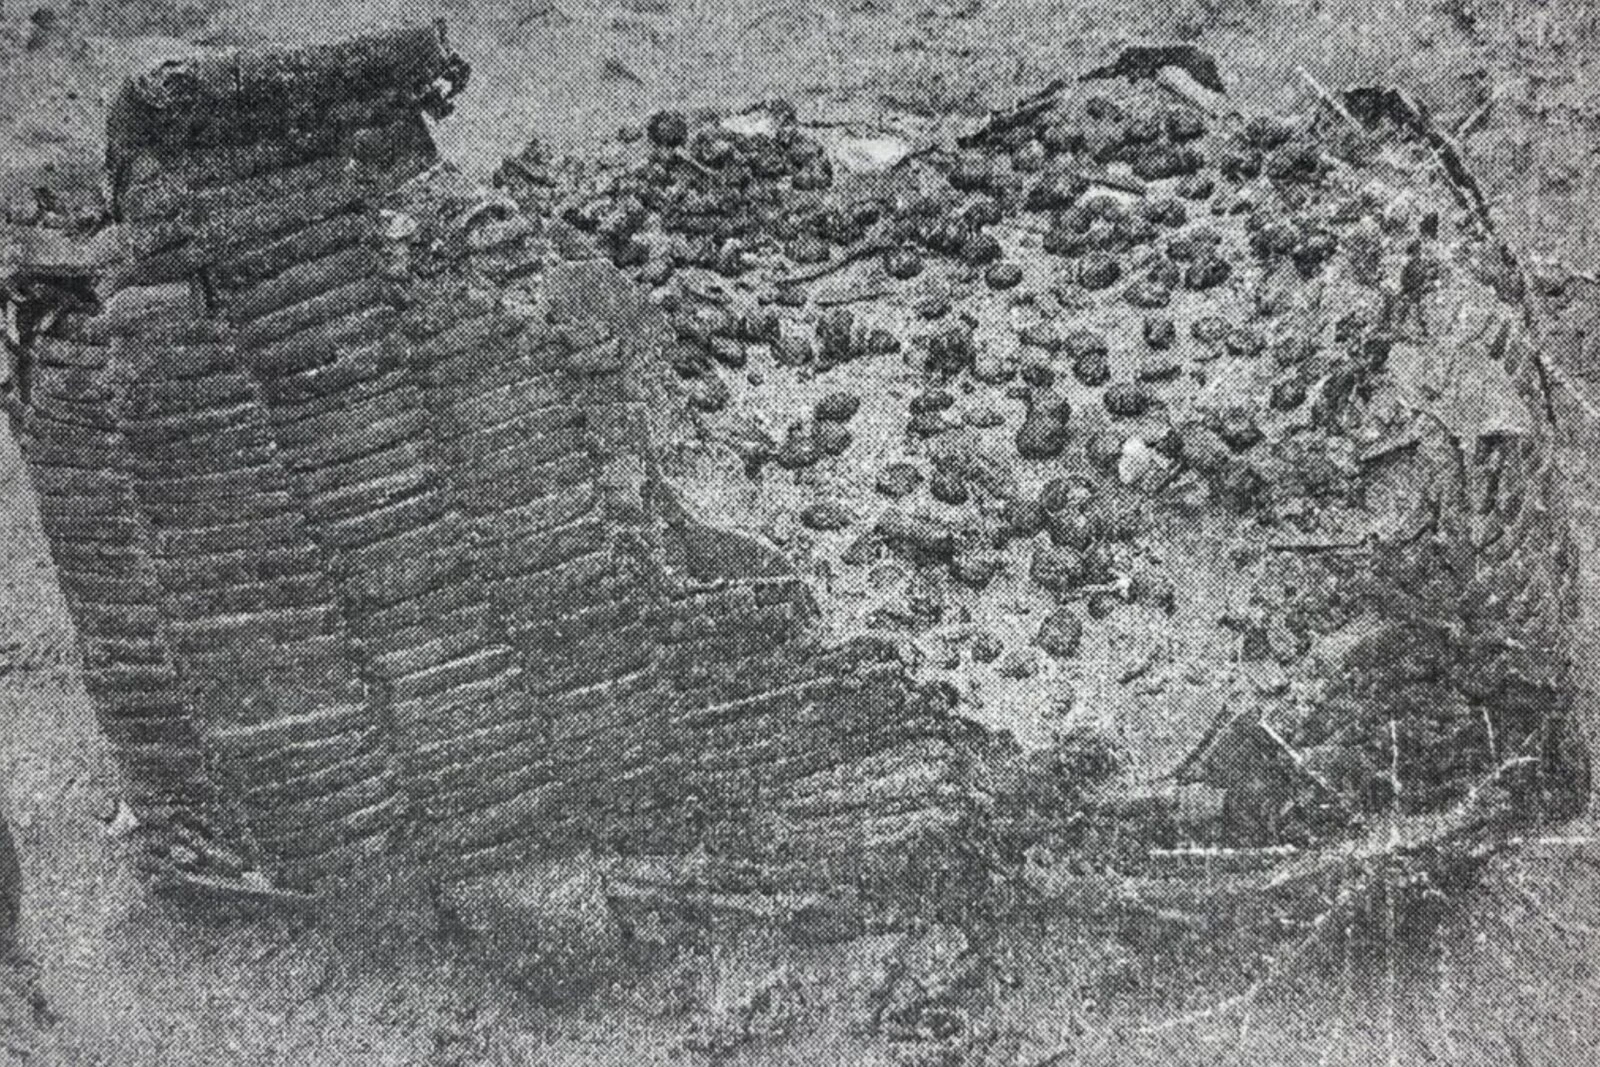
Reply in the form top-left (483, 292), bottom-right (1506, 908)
top-left (800, 500), bottom-right (853, 531)
top-left (1117, 435), bottom-right (1169, 486)
top-left (1031, 544), bottom-right (1087, 593)
top-left (1213, 408), bottom-right (1263, 451)
top-left (930, 470), bottom-right (970, 505)
top-left (1034, 609), bottom-right (1084, 658)
top-left (877, 508), bottom-right (956, 561)
top-left (708, 337), bottom-right (747, 368)
top-left (963, 232), bottom-right (1003, 266)
top-left (999, 649), bottom-right (1039, 678)
top-left (813, 421), bottom-right (854, 456)
top-left (647, 110), bottom-right (689, 148)
top-left (884, 247), bottom-right (925, 280)
top-left (876, 462), bottom-right (923, 498)
top-left (814, 392), bottom-right (861, 422)
top-left (1084, 425), bottom-right (1126, 470)
top-left (774, 425), bottom-right (822, 469)
top-left (1176, 173), bottom-right (1214, 200)
top-left (1136, 348), bottom-right (1180, 382)
top-left (910, 388), bottom-right (956, 414)
top-left (1102, 381), bottom-right (1156, 418)
top-left (1143, 316), bottom-right (1176, 350)
top-left (986, 262), bottom-right (1024, 290)
top-left (1077, 252), bottom-right (1122, 290)
top-left (787, 233), bottom-right (831, 264)
top-left (1002, 498), bottom-right (1049, 539)
top-left (1178, 422), bottom-right (1231, 474)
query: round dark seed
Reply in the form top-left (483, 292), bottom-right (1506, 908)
top-left (910, 388), bottom-right (956, 414)
top-left (815, 392), bottom-right (861, 422)
top-left (884, 246), bottom-right (924, 280)
top-left (1165, 108), bottom-right (1206, 142)
top-left (876, 462), bottom-right (923, 498)
top-left (1103, 382), bottom-right (1155, 418)
top-left (1144, 317), bottom-right (1177, 350)
top-left (1078, 252), bottom-right (1122, 290)
top-left (647, 110), bottom-right (689, 148)
top-left (930, 470), bottom-right (970, 505)
top-left (986, 262), bottom-right (1024, 290)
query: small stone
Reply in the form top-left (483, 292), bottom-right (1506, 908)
top-left (963, 232), bottom-right (1003, 266)
top-left (1164, 108), bottom-right (1206, 142)
top-left (1213, 409), bottom-right (1263, 451)
top-left (1103, 382), bottom-right (1156, 418)
top-left (1071, 348), bottom-right (1114, 389)
top-left (1136, 349), bottom-right (1180, 382)
top-left (638, 258), bottom-right (675, 286)
top-left (1223, 327), bottom-right (1264, 357)
top-left (999, 649), bottom-right (1039, 679)
top-left (866, 328), bottom-right (901, 355)
top-left (814, 392), bottom-right (861, 422)
top-left (971, 631), bottom-right (1004, 663)
top-left (1117, 435), bottom-right (1169, 486)
top-left (1020, 360), bottom-right (1055, 388)
top-left (1178, 422), bottom-right (1231, 474)
top-left (709, 337), bottom-right (747, 368)
top-left (1031, 545), bottom-right (1086, 594)
top-left (774, 425), bottom-right (822, 469)
top-left (1016, 413), bottom-right (1068, 460)
top-left (908, 410), bottom-right (953, 437)
top-left (1123, 280), bottom-right (1172, 308)
top-left (1142, 198), bottom-right (1187, 228)
top-left (951, 548), bottom-right (1002, 587)
top-left (1081, 488), bottom-right (1146, 542)
top-left (1034, 609), bottom-right (1083, 658)
top-left (910, 388), bottom-right (956, 414)
top-left (930, 469), bottom-right (970, 505)
top-left (813, 421), bottom-right (853, 456)
top-left (877, 462), bottom-right (923, 498)
top-left (1086, 590), bottom-right (1119, 620)
top-left (884, 247), bottom-right (925, 280)
top-left (800, 500), bottom-right (852, 531)
top-left (1084, 426), bottom-right (1125, 471)
top-left (1077, 252), bottom-right (1121, 290)
top-left (772, 334), bottom-right (814, 366)
top-left (986, 262), bottom-right (1024, 290)
top-left (1143, 316), bottom-right (1176, 350)
top-left (1028, 170), bottom-right (1090, 210)
top-left (877, 509), bottom-right (955, 561)
top-left (915, 287), bottom-right (952, 320)
top-left (647, 110), bottom-right (689, 148)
